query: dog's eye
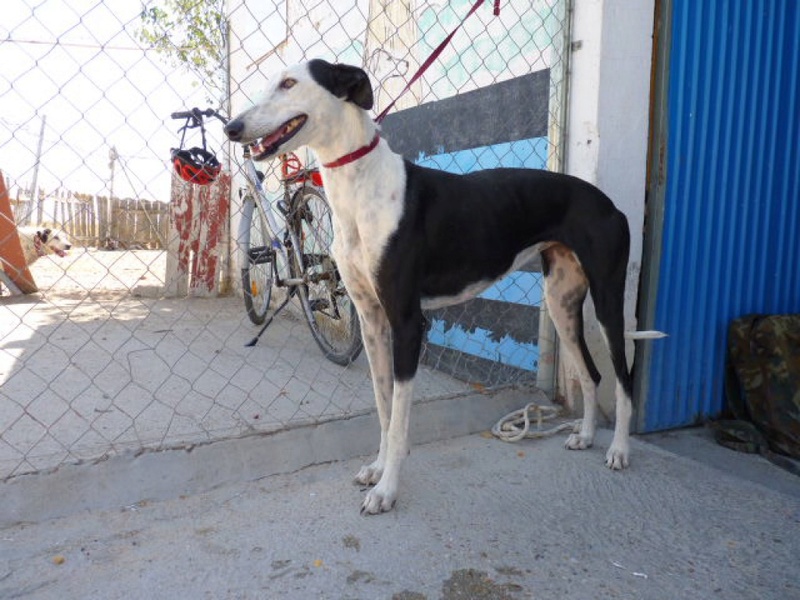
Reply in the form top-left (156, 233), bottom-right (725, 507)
top-left (279, 78), bottom-right (297, 90)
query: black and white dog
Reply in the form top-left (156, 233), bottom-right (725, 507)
top-left (2, 226), bottom-right (71, 267)
top-left (225, 60), bottom-right (658, 514)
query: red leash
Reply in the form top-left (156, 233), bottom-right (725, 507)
top-left (374, 0), bottom-right (500, 124)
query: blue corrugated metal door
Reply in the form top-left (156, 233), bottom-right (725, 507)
top-left (641, 0), bottom-right (800, 431)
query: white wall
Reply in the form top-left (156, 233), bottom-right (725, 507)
top-left (564, 0), bottom-right (655, 419)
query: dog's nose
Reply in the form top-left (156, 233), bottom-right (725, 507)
top-left (224, 119), bottom-right (244, 141)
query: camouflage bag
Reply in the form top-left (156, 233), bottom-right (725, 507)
top-left (723, 314), bottom-right (800, 461)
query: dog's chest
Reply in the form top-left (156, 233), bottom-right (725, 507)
top-left (324, 155), bottom-right (405, 293)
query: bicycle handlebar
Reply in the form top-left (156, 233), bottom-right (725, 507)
top-left (171, 107), bottom-right (228, 124)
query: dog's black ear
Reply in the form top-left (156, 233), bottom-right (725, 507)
top-left (37, 229), bottom-right (50, 242)
top-left (308, 59), bottom-right (374, 110)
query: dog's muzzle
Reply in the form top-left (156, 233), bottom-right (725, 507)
top-left (225, 115), bottom-right (307, 161)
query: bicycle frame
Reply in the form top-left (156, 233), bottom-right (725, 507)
top-left (237, 145), bottom-right (338, 347)
top-left (171, 108), bottom-right (359, 358)
top-left (237, 146), bottom-right (307, 290)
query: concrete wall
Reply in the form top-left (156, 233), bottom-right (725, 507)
top-left (564, 0), bottom-right (655, 421)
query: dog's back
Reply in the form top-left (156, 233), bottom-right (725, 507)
top-left (388, 162), bottom-right (629, 305)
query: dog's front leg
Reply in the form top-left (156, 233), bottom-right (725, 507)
top-left (361, 310), bottom-right (422, 515)
top-left (362, 378), bottom-right (414, 514)
top-left (354, 302), bottom-right (394, 486)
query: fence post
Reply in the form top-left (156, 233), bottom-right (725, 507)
top-left (164, 171), bottom-right (230, 297)
top-left (67, 196), bottom-right (75, 236)
top-left (97, 195), bottom-right (107, 246)
top-left (165, 172), bottom-right (192, 296)
top-left (78, 195), bottom-right (87, 242)
top-left (191, 172), bottom-right (231, 296)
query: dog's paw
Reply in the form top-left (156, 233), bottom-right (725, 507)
top-left (565, 432), bottom-right (593, 450)
top-left (354, 462), bottom-right (383, 486)
top-left (605, 444), bottom-right (630, 469)
top-left (361, 483), bottom-right (398, 515)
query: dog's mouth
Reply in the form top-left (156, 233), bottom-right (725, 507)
top-left (55, 248), bottom-right (67, 257)
top-left (249, 114), bottom-right (307, 160)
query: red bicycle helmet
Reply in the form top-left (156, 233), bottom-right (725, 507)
top-left (171, 109), bottom-right (222, 186)
top-left (171, 147), bottom-right (221, 185)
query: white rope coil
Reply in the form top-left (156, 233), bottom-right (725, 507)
top-left (492, 397), bottom-right (582, 443)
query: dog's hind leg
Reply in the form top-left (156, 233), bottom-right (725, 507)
top-left (541, 244), bottom-right (601, 451)
top-left (592, 272), bottom-right (634, 469)
top-left (353, 298), bottom-right (394, 487)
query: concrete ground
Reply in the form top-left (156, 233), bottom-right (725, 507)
top-left (0, 248), bottom-right (467, 479)
top-left (1, 421), bottom-right (799, 600)
top-left (3, 249), bottom-right (799, 599)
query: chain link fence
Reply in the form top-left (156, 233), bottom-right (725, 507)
top-left (0, 0), bottom-right (569, 480)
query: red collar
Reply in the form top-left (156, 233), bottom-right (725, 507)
top-left (322, 132), bottom-right (380, 169)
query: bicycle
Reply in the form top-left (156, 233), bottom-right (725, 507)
top-left (170, 108), bottom-right (362, 366)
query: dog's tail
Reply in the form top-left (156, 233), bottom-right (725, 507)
top-left (624, 330), bottom-right (668, 340)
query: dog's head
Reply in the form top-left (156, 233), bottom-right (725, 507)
top-left (224, 60), bottom-right (374, 161)
top-left (35, 228), bottom-right (72, 257)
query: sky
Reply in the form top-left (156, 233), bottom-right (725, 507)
top-left (0, 0), bottom-right (216, 204)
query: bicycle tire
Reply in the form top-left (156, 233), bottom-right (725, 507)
top-left (289, 186), bottom-right (363, 365)
top-left (241, 203), bottom-right (273, 325)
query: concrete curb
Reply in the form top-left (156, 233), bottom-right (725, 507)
top-left (1, 387), bottom-right (534, 525)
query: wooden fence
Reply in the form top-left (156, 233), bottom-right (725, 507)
top-left (9, 188), bottom-right (169, 250)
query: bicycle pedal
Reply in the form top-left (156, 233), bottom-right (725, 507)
top-left (248, 246), bottom-right (273, 264)
top-left (308, 299), bottom-right (330, 312)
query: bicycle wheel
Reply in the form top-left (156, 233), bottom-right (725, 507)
top-left (240, 201), bottom-right (273, 325)
top-left (290, 186), bottom-right (363, 365)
